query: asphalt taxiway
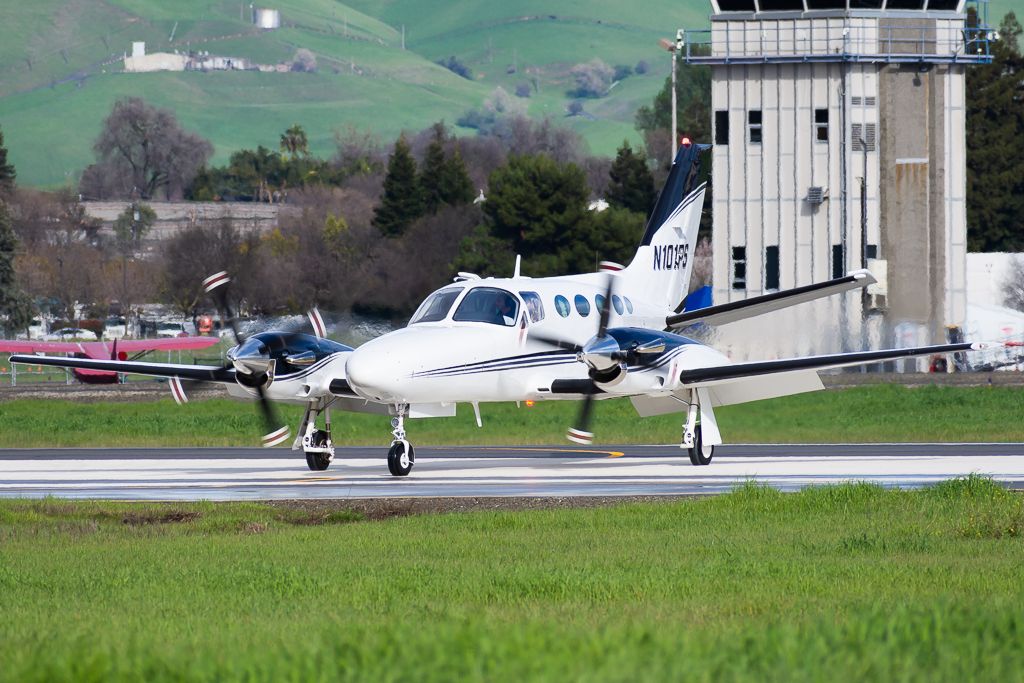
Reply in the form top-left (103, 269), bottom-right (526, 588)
top-left (2, 443), bottom-right (1024, 500)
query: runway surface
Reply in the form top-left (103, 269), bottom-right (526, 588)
top-left (2, 443), bottom-right (1024, 500)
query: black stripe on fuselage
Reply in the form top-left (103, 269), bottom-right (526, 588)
top-left (413, 350), bottom-right (577, 378)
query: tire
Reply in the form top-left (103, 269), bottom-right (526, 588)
top-left (387, 441), bottom-right (414, 476)
top-left (305, 451), bottom-right (331, 471)
top-left (305, 431), bottom-right (332, 471)
top-left (687, 424), bottom-right (714, 466)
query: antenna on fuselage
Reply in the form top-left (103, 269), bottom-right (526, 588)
top-left (512, 254), bottom-right (521, 279)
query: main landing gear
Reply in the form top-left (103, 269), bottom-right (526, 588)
top-left (682, 392), bottom-right (715, 466)
top-left (387, 409), bottom-right (414, 476)
top-left (295, 401), bottom-right (335, 471)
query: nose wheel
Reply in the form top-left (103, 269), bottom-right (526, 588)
top-left (387, 411), bottom-right (414, 476)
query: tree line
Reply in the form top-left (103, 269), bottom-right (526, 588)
top-left (0, 103), bottom-right (660, 332)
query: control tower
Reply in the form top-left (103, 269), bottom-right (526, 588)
top-left (681, 0), bottom-right (991, 363)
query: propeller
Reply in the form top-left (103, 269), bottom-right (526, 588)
top-left (531, 275), bottom-right (659, 445)
top-left (532, 276), bottom-right (670, 444)
top-left (202, 271), bottom-right (291, 448)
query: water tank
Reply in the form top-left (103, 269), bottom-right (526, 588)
top-left (253, 8), bottom-right (280, 29)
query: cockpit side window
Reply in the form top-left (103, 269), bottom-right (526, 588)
top-left (409, 287), bottom-right (463, 324)
top-left (453, 287), bottom-right (520, 327)
top-left (519, 291), bottom-right (545, 323)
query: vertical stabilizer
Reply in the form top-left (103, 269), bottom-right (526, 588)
top-left (620, 143), bottom-right (710, 311)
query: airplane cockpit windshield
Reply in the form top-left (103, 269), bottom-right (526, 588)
top-left (453, 287), bottom-right (520, 327)
top-left (409, 287), bottom-right (463, 325)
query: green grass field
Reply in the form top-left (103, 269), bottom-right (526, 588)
top-left (0, 383), bottom-right (1022, 448)
top-left (1, 478), bottom-right (1022, 681)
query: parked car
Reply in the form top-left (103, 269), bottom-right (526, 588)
top-left (44, 327), bottom-right (98, 341)
top-left (27, 319), bottom-right (47, 340)
top-left (155, 321), bottom-right (187, 338)
top-left (103, 317), bottom-right (127, 340)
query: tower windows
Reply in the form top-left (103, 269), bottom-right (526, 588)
top-left (715, 110), bottom-right (729, 145)
top-left (732, 246), bottom-right (747, 290)
top-left (748, 110), bottom-right (762, 145)
top-left (765, 246), bottom-right (780, 291)
top-left (814, 109), bottom-right (829, 142)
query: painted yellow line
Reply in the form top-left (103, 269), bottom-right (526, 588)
top-left (478, 447), bottom-right (626, 458)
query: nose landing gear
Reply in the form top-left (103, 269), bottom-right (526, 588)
top-left (387, 409), bottom-right (414, 476)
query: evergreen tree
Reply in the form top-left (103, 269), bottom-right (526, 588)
top-left (606, 141), bottom-right (656, 215)
top-left (0, 128), bottom-right (14, 195)
top-left (0, 201), bottom-right (31, 334)
top-left (967, 12), bottom-right (1024, 251)
top-left (420, 123), bottom-right (475, 214)
top-left (438, 144), bottom-right (474, 207)
top-left (419, 123), bottom-right (448, 214)
top-left (461, 154), bottom-right (592, 277)
top-left (373, 135), bottom-right (424, 237)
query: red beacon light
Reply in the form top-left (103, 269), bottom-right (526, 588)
top-left (680, 136), bottom-right (692, 147)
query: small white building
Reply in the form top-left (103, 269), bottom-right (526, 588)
top-left (123, 42), bottom-right (187, 73)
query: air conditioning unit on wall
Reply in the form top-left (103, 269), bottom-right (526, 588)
top-left (806, 186), bottom-right (828, 205)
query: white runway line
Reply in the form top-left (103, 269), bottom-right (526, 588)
top-left (2, 453), bottom-right (1024, 498)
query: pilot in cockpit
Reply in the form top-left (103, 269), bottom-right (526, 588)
top-left (493, 293), bottom-right (517, 326)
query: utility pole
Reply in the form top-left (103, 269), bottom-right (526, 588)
top-left (659, 32), bottom-right (683, 159)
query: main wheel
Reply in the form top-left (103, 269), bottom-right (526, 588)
top-left (387, 441), bottom-right (414, 476)
top-left (688, 424), bottom-right (714, 466)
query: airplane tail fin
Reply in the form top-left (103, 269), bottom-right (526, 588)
top-left (620, 143), bottom-right (710, 312)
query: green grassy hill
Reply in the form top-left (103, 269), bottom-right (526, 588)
top-left (0, 1), bottom-right (1018, 187)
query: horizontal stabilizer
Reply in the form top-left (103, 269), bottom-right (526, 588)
top-left (678, 342), bottom-right (975, 386)
top-left (9, 354), bottom-right (234, 383)
top-left (666, 270), bottom-right (876, 330)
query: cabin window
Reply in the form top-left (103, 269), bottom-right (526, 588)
top-left (409, 287), bottom-right (463, 324)
top-left (519, 291), bottom-right (545, 322)
top-left (611, 295), bottom-right (625, 315)
top-left (553, 295), bottom-right (571, 317)
top-left (452, 287), bottom-right (520, 327)
top-left (574, 294), bottom-right (591, 317)
top-left (595, 294), bottom-right (607, 315)
top-left (623, 297), bottom-right (634, 314)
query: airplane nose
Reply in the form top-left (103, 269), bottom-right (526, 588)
top-left (346, 345), bottom-right (403, 402)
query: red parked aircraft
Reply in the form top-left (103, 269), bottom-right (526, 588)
top-left (0, 337), bottom-right (221, 384)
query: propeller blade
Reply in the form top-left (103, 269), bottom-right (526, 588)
top-left (566, 393), bottom-right (596, 445)
top-left (596, 274), bottom-right (615, 339)
top-left (204, 271), bottom-right (244, 345)
top-left (529, 333), bottom-right (583, 354)
top-left (203, 271), bottom-right (289, 448)
top-left (307, 307), bottom-right (326, 338)
top-left (255, 382), bottom-right (290, 447)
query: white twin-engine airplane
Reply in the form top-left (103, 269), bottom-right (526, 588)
top-left (13, 143), bottom-right (987, 475)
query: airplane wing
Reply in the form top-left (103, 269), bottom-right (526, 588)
top-left (0, 337), bottom-right (220, 358)
top-left (86, 337), bottom-right (222, 355)
top-left (666, 270), bottom-right (876, 330)
top-left (0, 340), bottom-right (89, 354)
top-left (678, 342), bottom-right (977, 386)
top-left (8, 354), bottom-right (234, 383)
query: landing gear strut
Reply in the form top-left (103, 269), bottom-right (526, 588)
top-left (295, 401), bottom-right (335, 471)
top-left (387, 408), bottom-right (414, 476)
top-left (682, 392), bottom-right (714, 466)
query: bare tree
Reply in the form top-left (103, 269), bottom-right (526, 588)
top-left (570, 58), bottom-right (614, 98)
top-left (1003, 256), bottom-right (1024, 312)
top-left (689, 238), bottom-right (713, 294)
top-left (84, 97), bottom-right (213, 200)
top-left (291, 48), bottom-right (318, 73)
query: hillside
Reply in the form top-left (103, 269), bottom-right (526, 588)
top-left (0, 0), bottom-right (1018, 187)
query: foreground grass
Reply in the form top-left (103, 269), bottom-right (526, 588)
top-left (1, 384), bottom-right (1023, 447)
top-left (1, 478), bottom-right (1022, 681)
